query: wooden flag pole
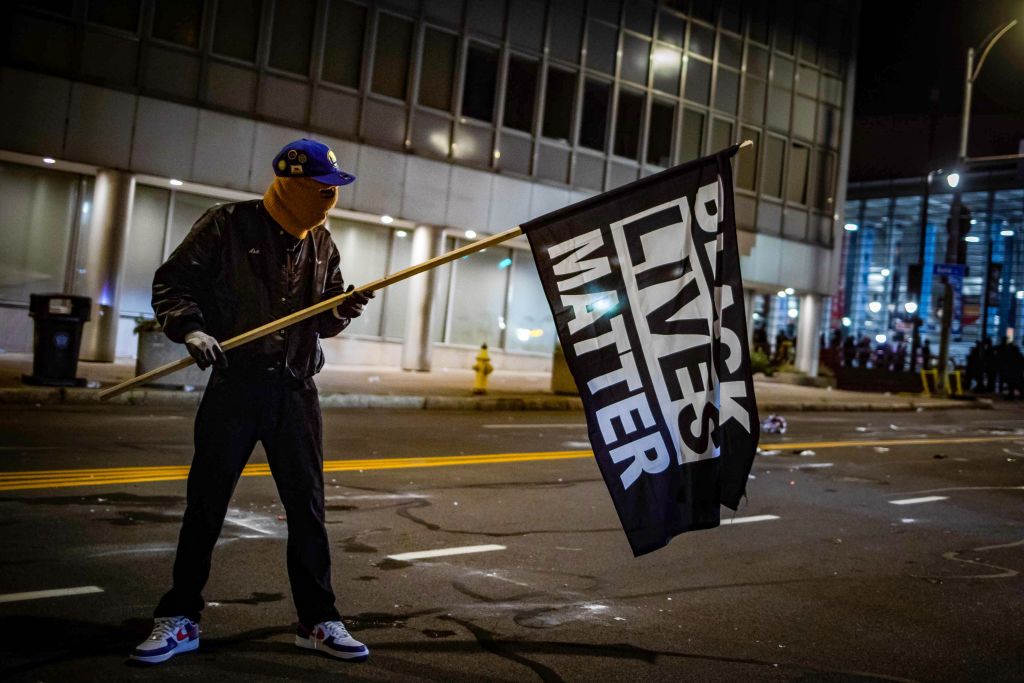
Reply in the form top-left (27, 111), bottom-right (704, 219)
top-left (99, 140), bottom-right (755, 401)
top-left (99, 225), bottom-right (524, 400)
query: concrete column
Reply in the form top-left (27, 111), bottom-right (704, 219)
top-left (79, 169), bottom-right (135, 362)
top-left (795, 293), bottom-right (823, 377)
top-left (401, 224), bottom-right (441, 371)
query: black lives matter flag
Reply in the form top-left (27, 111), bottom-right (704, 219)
top-left (522, 146), bottom-right (759, 556)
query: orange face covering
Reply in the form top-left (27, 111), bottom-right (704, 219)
top-left (262, 177), bottom-right (338, 240)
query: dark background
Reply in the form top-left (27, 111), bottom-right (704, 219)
top-left (851, 0), bottom-right (1024, 181)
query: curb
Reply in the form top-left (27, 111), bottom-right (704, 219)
top-left (0, 386), bottom-right (992, 412)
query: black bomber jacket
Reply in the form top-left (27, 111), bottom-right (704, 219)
top-left (151, 200), bottom-right (350, 380)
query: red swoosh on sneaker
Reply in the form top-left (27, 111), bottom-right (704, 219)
top-left (176, 629), bottom-right (188, 641)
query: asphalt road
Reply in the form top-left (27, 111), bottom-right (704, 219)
top-left (1, 404), bottom-right (1022, 682)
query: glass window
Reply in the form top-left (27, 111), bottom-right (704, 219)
top-left (22, 0), bottom-right (74, 16)
top-left (381, 230), bottom-right (413, 339)
top-left (466, 0), bottom-right (505, 39)
top-left (680, 108), bottom-right (704, 161)
top-left (505, 251), bottom-right (556, 353)
top-left (624, 1), bottom-right (654, 35)
top-left (742, 77), bottom-right (766, 124)
top-left (268, 0), bottom-right (315, 75)
top-left (579, 78), bottom-right (611, 151)
top-left (774, 0), bottom-right (795, 54)
top-left (430, 237), bottom-right (455, 342)
top-left (503, 56), bottom-right (538, 132)
top-left (767, 85), bottom-right (791, 131)
top-left (684, 57), bottom-right (710, 104)
top-left (797, 65), bottom-right (819, 98)
top-left (447, 242), bottom-right (513, 346)
top-left (748, 1), bottom-right (769, 44)
top-left (614, 88), bottom-right (643, 160)
top-left (122, 186), bottom-right (169, 315)
top-left (585, 19), bottom-right (618, 75)
top-left (688, 23), bottom-right (714, 58)
top-left (651, 46), bottom-right (681, 95)
top-left (736, 127), bottom-right (759, 191)
top-left (542, 67), bottom-right (576, 141)
top-left (762, 136), bottom-right (785, 198)
top-left (508, 0), bottom-right (545, 51)
top-left (372, 13), bottom-right (413, 99)
top-left (647, 100), bottom-right (675, 167)
top-left (87, 0), bottom-right (140, 32)
top-left (322, 1), bottom-right (366, 88)
top-left (747, 46), bottom-right (768, 79)
top-left (620, 34), bottom-right (650, 85)
top-left (418, 31), bottom-right (457, 110)
top-left (213, 0), bottom-right (261, 62)
top-left (720, 0), bottom-right (742, 33)
top-left (0, 163), bottom-right (77, 303)
top-left (329, 220), bottom-right (390, 337)
top-left (657, 11), bottom-right (684, 47)
top-left (461, 42), bottom-right (499, 122)
top-left (589, 0), bottom-right (620, 24)
top-left (548, 0), bottom-right (583, 63)
top-left (718, 34), bottom-right (741, 69)
top-left (710, 118), bottom-right (733, 154)
top-left (152, 0), bottom-right (203, 48)
top-left (786, 142), bottom-right (809, 204)
top-left (714, 67), bottom-right (739, 113)
top-left (771, 56), bottom-right (794, 88)
top-left (690, 0), bottom-right (715, 23)
top-left (813, 150), bottom-right (836, 211)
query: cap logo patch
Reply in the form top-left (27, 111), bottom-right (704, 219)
top-left (298, 153), bottom-right (308, 163)
top-left (327, 150), bottom-right (336, 163)
top-left (290, 164), bottom-right (303, 174)
top-left (277, 159), bottom-right (286, 170)
top-left (287, 149), bottom-right (298, 160)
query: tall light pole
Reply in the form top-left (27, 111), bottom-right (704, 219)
top-left (935, 19), bottom-right (1017, 396)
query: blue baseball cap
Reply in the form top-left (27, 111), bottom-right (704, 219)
top-left (272, 138), bottom-right (355, 186)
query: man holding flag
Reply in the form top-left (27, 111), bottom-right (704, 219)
top-left (130, 139), bottom-right (373, 665)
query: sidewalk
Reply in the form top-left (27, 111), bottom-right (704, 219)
top-left (0, 353), bottom-right (986, 412)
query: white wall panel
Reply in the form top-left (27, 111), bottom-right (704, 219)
top-left (130, 98), bottom-right (198, 179)
top-left (445, 166), bottom-right (492, 230)
top-left (529, 183), bottom-right (571, 220)
top-left (488, 175), bottom-right (533, 231)
top-left (65, 83), bottom-right (136, 168)
top-left (353, 146), bottom-right (405, 216)
top-left (247, 122), bottom-right (309, 193)
top-left (0, 68), bottom-right (70, 157)
top-left (402, 156), bottom-right (450, 225)
top-left (191, 110), bottom-right (256, 190)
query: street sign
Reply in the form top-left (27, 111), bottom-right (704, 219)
top-left (934, 263), bottom-right (965, 336)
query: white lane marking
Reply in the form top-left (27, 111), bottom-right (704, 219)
top-left (387, 544), bottom-right (506, 562)
top-left (895, 485), bottom-right (1024, 495)
top-left (483, 424), bottom-right (584, 429)
top-left (0, 586), bottom-right (104, 604)
top-left (789, 463), bottom-right (834, 469)
top-left (720, 515), bottom-right (780, 525)
top-left (889, 496), bottom-right (949, 506)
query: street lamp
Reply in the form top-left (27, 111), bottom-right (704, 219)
top-left (936, 17), bottom-right (1018, 395)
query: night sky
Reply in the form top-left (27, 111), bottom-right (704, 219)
top-left (851, 0), bottom-right (1024, 180)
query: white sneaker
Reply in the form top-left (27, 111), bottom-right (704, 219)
top-left (295, 620), bottom-right (369, 662)
top-left (130, 616), bottom-right (199, 664)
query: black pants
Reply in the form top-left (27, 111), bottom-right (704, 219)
top-left (154, 371), bottom-right (340, 626)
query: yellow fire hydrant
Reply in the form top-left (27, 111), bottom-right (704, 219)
top-left (472, 343), bottom-right (493, 395)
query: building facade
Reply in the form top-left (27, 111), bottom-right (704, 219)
top-left (841, 167), bottom-right (1024, 366)
top-left (0, 0), bottom-right (857, 374)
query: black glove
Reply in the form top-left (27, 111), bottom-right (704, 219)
top-left (334, 285), bottom-right (375, 319)
top-left (184, 330), bottom-right (228, 370)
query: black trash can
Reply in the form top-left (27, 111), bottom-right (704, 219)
top-left (22, 293), bottom-right (92, 387)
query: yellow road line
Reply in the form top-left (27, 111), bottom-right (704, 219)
top-left (0, 435), bottom-right (1021, 492)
